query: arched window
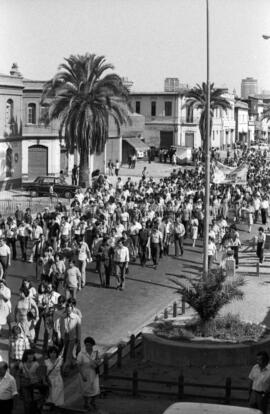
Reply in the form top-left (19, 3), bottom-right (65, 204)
top-left (6, 99), bottom-right (14, 125)
top-left (6, 147), bottom-right (13, 177)
top-left (27, 103), bottom-right (36, 124)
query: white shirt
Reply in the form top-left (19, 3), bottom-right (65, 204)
top-left (32, 225), bottom-right (43, 240)
top-left (129, 222), bottom-right (142, 235)
top-left (0, 371), bottom-right (18, 400)
top-left (249, 364), bottom-right (270, 392)
top-left (115, 224), bottom-right (125, 238)
top-left (261, 200), bottom-right (269, 209)
top-left (61, 221), bottom-right (71, 236)
top-left (0, 244), bottom-right (10, 257)
top-left (254, 198), bottom-right (261, 210)
top-left (208, 241), bottom-right (216, 256)
top-left (78, 242), bottom-right (90, 261)
top-left (114, 245), bottom-right (129, 263)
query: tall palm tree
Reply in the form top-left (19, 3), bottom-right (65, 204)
top-left (184, 83), bottom-right (231, 151)
top-left (41, 53), bottom-right (130, 186)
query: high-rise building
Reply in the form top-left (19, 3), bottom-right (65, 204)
top-left (164, 78), bottom-right (180, 92)
top-left (241, 77), bottom-right (258, 99)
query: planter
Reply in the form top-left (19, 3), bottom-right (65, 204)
top-left (142, 323), bottom-right (270, 368)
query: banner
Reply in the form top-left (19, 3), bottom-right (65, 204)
top-left (213, 161), bottom-right (248, 185)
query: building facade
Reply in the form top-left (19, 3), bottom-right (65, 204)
top-left (129, 90), bottom-right (236, 150)
top-left (0, 64), bottom-right (135, 188)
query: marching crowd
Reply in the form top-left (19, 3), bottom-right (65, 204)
top-left (0, 147), bottom-right (270, 412)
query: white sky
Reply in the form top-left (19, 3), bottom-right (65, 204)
top-left (1, 0), bottom-right (270, 94)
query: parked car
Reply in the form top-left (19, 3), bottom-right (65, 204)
top-left (22, 176), bottom-right (78, 199)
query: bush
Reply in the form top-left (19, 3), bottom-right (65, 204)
top-left (201, 313), bottom-right (267, 343)
top-left (153, 313), bottom-right (267, 343)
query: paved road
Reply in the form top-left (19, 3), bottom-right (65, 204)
top-left (0, 238), bottom-right (203, 360)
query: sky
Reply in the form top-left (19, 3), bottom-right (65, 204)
top-left (1, 0), bottom-right (270, 94)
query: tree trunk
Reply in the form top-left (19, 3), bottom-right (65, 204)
top-left (199, 319), bottom-right (211, 337)
top-left (79, 148), bottom-right (89, 188)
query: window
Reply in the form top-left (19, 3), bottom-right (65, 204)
top-left (186, 106), bottom-right (193, 123)
top-left (27, 103), bottom-right (36, 124)
top-left (135, 101), bottom-right (141, 114)
top-left (151, 101), bottom-right (156, 117)
top-left (6, 99), bottom-right (14, 124)
top-left (164, 101), bottom-right (172, 116)
top-left (40, 105), bottom-right (48, 123)
top-left (6, 147), bottom-right (13, 177)
top-left (43, 177), bottom-right (54, 184)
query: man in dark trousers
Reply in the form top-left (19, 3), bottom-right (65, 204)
top-left (72, 164), bottom-right (78, 185)
top-left (138, 221), bottom-right (150, 266)
top-left (96, 237), bottom-right (113, 287)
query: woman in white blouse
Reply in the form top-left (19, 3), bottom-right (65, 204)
top-left (77, 336), bottom-right (101, 410)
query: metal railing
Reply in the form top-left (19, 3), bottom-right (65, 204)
top-left (0, 197), bottom-right (70, 217)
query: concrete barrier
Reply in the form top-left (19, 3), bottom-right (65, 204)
top-left (142, 331), bottom-right (270, 368)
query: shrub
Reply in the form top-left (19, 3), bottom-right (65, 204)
top-left (153, 313), bottom-right (267, 343)
top-left (171, 268), bottom-right (245, 335)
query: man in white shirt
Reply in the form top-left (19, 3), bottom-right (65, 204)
top-left (28, 221), bottom-right (44, 262)
top-left (261, 197), bottom-right (269, 226)
top-left (64, 260), bottom-right (82, 299)
top-left (60, 216), bottom-right (71, 246)
top-left (113, 238), bottom-right (129, 290)
top-left (0, 361), bottom-right (18, 413)
top-left (208, 237), bottom-right (216, 269)
top-left (249, 351), bottom-right (270, 414)
top-left (78, 239), bottom-right (91, 288)
top-left (253, 195), bottom-right (261, 224)
top-left (60, 302), bottom-right (81, 375)
top-left (173, 217), bottom-right (185, 257)
top-left (0, 238), bottom-right (11, 278)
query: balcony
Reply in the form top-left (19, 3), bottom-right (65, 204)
top-left (145, 115), bottom-right (179, 124)
top-left (180, 116), bottom-right (200, 125)
top-left (23, 123), bottom-right (59, 136)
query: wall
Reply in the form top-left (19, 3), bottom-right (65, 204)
top-left (0, 140), bottom-right (22, 188)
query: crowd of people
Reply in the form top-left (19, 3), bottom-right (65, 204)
top-left (0, 146), bottom-right (270, 412)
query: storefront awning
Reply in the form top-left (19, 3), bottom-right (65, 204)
top-left (123, 137), bottom-right (149, 151)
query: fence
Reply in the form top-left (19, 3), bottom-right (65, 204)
top-left (101, 371), bottom-right (250, 405)
top-left (98, 302), bottom-right (251, 407)
top-left (0, 197), bottom-right (70, 217)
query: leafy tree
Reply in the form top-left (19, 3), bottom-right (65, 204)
top-left (184, 83), bottom-right (231, 151)
top-left (173, 269), bottom-right (245, 335)
top-left (41, 53), bottom-right (130, 186)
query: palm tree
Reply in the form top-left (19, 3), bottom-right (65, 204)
top-left (262, 105), bottom-right (270, 122)
top-left (41, 53), bottom-right (130, 186)
top-left (172, 269), bottom-right (245, 335)
top-left (184, 83), bottom-right (231, 151)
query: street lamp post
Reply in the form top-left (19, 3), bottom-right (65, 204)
top-left (203, 0), bottom-right (211, 277)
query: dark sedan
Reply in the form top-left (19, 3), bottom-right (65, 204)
top-left (22, 176), bottom-right (78, 199)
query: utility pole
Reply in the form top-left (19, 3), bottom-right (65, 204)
top-left (203, 0), bottom-right (211, 277)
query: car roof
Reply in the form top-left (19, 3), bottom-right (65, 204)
top-left (162, 403), bottom-right (261, 414)
top-left (36, 176), bottom-right (56, 178)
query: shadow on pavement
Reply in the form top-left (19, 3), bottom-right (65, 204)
top-left (125, 276), bottom-right (177, 290)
